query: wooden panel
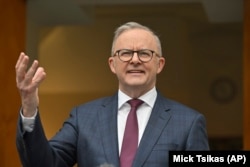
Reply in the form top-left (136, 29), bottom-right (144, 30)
top-left (0, 0), bottom-right (25, 166)
top-left (243, 0), bottom-right (250, 150)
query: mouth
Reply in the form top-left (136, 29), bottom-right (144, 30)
top-left (127, 70), bottom-right (145, 74)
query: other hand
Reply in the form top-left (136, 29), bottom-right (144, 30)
top-left (15, 52), bottom-right (46, 117)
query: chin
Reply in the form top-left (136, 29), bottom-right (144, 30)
top-left (126, 82), bottom-right (146, 88)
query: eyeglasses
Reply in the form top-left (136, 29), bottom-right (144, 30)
top-left (113, 49), bottom-right (160, 63)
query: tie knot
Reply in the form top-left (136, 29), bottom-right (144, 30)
top-left (128, 99), bottom-right (143, 109)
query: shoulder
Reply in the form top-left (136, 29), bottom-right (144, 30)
top-left (157, 93), bottom-right (203, 117)
top-left (70, 93), bottom-right (117, 112)
top-left (78, 95), bottom-right (116, 108)
top-left (157, 95), bottom-right (207, 130)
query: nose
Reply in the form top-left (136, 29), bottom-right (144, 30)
top-left (130, 52), bottom-right (141, 63)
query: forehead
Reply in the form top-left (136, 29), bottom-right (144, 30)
top-left (114, 29), bottom-right (157, 50)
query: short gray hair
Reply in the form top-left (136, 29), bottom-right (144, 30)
top-left (111, 22), bottom-right (162, 56)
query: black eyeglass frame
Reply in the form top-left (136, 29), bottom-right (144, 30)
top-left (113, 49), bottom-right (160, 63)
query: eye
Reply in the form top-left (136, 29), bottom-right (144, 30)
top-left (139, 50), bottom-right (151, 57)
top-left (120, 50), bottom-right (132, 57)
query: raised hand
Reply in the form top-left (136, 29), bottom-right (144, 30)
top-left (15, 52), bottom-right (46, 117)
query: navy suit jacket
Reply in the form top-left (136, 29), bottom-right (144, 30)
top-left (16, 92), bottom-right (209, 167)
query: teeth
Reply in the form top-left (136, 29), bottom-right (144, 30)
top-left (129, 70), bottom-right (142, 73)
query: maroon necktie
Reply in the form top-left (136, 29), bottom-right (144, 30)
top-left (120, 99), bottom-right (144, 167)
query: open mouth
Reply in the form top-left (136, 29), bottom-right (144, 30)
top-left (127, 70), bottom-right (145, 74)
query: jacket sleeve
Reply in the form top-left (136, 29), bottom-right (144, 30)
top-left (16, 109), bottom-right (78, 167)
top-left (185, 113), bottom-right (210, 150)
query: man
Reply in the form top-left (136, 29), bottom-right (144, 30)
top-left (16, 22), bottom-right (209, 167)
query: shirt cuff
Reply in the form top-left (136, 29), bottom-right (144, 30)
top-left (20, 110), bottom-right (37, 132)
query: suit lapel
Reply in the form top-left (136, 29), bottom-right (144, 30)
top-left (98, 94), bottom-right (120, 167)
top-left (133, 94), bottom-right (172, 167)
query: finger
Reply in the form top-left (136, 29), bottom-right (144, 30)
top-left (33, 67), bottom-right (46, 86)
top-left (15, 52), bottom-right (25, 69)
top-left (24, 60), bottom-right (39, 85)
top-left (16, 53), bottom-right (30, 83)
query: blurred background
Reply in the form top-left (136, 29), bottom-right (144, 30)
top-left (33, 0), bottom-right (243, 148)
top-left (1, 0), bottom-right (249, 166)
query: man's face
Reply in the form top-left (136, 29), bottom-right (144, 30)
top-left (109, 28), bottom-right (165, 93)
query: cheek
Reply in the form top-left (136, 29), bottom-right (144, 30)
top-left (110, 61), bottom-right (127, 76)
top-left (147, 61), bottom-right (160, 73)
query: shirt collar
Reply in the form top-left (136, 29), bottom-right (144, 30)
top-left (118, 87), bottom-right (157, 109)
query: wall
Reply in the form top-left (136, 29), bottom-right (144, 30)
top-left (0, 0), bottom-right (25, 166)
top-left (243, 0), bottom-right (250, 149)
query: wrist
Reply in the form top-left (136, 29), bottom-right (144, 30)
top-left (22, 107), bottom-right (38, 117)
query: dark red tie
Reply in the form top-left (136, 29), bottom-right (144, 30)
top-left (120, 99), bottom-right (144, 167)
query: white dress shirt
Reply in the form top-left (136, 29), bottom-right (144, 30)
top-left (117, 87), bottom-right (157, 154)
top-left (21, 110), bottom-right (37, 132)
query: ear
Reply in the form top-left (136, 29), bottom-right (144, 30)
top-left (157, 57), bottom-right (165, 74)
top-left (108, 57), bottom-right (117, 74)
